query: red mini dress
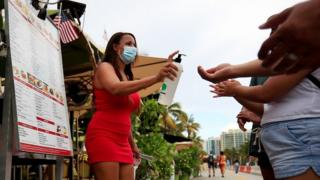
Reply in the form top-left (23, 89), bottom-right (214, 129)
top-left (85, 88), bottom-right (140, 165)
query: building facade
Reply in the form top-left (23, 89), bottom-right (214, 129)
top-left (220, 129), bottom-right (250, 151)
top-left (206, 137), bottom-right (220, 156)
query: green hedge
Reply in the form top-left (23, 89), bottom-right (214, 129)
top-left (136, 133), bottom-right (175, 179)
top-left (174, 146), bottom-right (201, 177)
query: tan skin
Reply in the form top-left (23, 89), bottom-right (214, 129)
top-left (199, 59), bottom-right (318, 180)
top-left (210, 68), bottom-right (319, 180)
top-left (258, 0), bottom-right (320, 73)
top-left (236, 107), bottom-right (261, 132)
top-left (198, 60), bottom-right (275, 84)
top-left (92, 34), bottom-right (179, 180)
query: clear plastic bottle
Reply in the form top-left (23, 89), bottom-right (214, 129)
top-left (158, 54), bottom-right (185, 106)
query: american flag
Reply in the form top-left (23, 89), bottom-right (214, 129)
top-left (53, 12), bottom-right (79, 44)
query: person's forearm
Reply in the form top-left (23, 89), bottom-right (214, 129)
top-left (107, 75), bottom-right (159, 96)
top-left (230, 60), bottom-right (276, 78)
top-left (233, 85), bottom-right (273, 103)
top-left (234, 97), bottom-right (263, 116)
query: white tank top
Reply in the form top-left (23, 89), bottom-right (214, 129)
top-left (261, 68), bottom-right (320, 125)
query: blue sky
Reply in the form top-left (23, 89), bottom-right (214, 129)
top-left (74, 0), bottom-right (303, 139)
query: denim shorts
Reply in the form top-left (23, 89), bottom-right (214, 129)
top-left (261, 118), bottom-right (320, 179)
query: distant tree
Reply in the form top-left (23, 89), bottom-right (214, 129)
top-left (224, 148), bottom-right (239, 163)
top-left (239, 141), bottom-right (249, 164)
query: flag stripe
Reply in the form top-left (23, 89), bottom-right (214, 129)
top-left (53, 12), bottom-right (79, 44)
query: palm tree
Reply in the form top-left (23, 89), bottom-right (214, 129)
top-left (186, 115), bottom-right (200, 138)
top-left (177, 114), bottom-right (200, 138)
top-left (192, 135), bottom-right (204, 148)
top-left (159, 102), bottom-right (188, 134)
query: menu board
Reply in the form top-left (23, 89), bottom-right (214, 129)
top-left (8, 0), bottom-right (72, 156)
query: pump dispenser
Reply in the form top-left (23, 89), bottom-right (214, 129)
top-left (158, 54), bottom-right (185, 106)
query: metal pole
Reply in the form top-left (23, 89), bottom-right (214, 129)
top-left (75, 111), bottom-right (79, 180)
top-left (38, 165), bottom-right (43, 180)
top-left (55, 157), bottom-right (63, 180)
top-left (0, 65), bottom-right (13, 180)
top-left (11, 166), bottom-right (15, 180)
top-left (0, 0), bottom-right (14, 179)
top-left (0, 42), bottom-right (13, 180)
top-left (68, 111), bottom-right (74, 180)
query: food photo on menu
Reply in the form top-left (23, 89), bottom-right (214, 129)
top-left (63, 126), bottom-right (67, 135)
top-left (49, 88), bottom-right (54, 96)
top-left (43, 82), bottom-right (49, 93)
top-left (21, 70), bottom-right (27, 80)
top-left (35, 79), bottom-right (44, 90)
top-left (27, 73), bottom-right (36, 86)
top-left (56, 125), bottom-right (62, 134)
top-left (56, 125), bottom-right (67, 135)
top-left (13, 66), bottom-right (20, 77)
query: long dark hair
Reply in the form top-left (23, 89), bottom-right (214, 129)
top-left (102, 32), bottom-right (137, 81)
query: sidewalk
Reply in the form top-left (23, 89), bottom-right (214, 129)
top-left (250, 166), bottom-right (262, 176)
top-left (192, 168), bottom-right (263, 180)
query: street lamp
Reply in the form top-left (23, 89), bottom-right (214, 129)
top-left (37, 0), bottom-right (49, 20)
top-left (31, 0), bottom-right (62, 20)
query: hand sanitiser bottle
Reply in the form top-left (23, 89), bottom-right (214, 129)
top-left (158, 54), bottom-right (185, 106)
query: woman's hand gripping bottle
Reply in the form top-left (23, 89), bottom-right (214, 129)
top-left (158, 54), bottom-right (185, 106)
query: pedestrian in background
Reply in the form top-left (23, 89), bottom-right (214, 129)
top-left (233, 160), bottom-right (240, 174)
top-left (217, 151), bottom-right (226, 178)
top-left (207, 153), bottom-right (215, 177)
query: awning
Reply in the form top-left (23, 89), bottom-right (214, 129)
top-left (133, 56), bottom-right (167, 97)
top-left (61, 31), bottom-right (99, 76)
top-left (163, 134), bottom-right (191, 143)
top-left (175, 141), bottom-right (194, 151)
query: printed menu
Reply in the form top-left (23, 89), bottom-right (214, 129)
top-left (8, 0), bottom-right (72, 156)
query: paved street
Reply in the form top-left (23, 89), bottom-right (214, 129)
top-left (192, 169), bottom-right (263, 180)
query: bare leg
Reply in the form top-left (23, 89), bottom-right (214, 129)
top-left (119, 163), bottom-right (134, 180)
top-left (92, 162), bottom-right (119, 180)
top-left (223, 166), bottom-right (225, 177)
top-left (286, 169), bottom-right (320, 180)
top-left (220, 165), bottom-right (226, 177)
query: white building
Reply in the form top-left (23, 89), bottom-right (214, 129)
top-left (220, 129), bottom-right (250, 151)
top-left (206, 137), bottom-right (220, 156)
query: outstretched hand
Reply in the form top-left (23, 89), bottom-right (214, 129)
top-left (197, 63), bottom-right (231, 83)
top-left (258, 0), bottom-right (320, 73)
top-left (210, 79), bottom-right (241, 97)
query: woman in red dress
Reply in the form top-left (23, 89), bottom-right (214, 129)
top-left (85, 32), bottom-right (178, 180)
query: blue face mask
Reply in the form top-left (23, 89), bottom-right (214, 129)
top-left (120, 46), bottom-right (137, 64)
